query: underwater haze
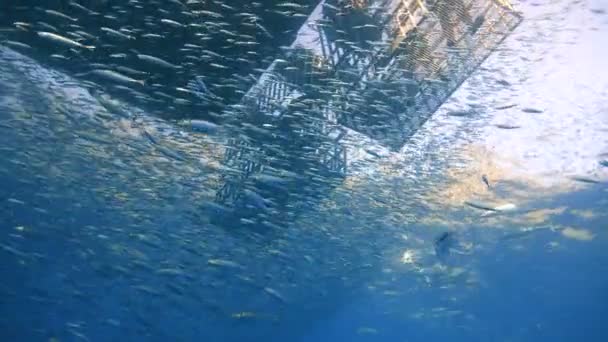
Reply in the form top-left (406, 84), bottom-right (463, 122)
top-left (1, 0), bottom-right (608, 341)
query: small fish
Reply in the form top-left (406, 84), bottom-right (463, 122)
top-left (242, 189), bottom-right (269, 209)
top-left (446, 110), bottom-right (473, 117)
top-left (571, 176), bottom-right (600, 184)
top-left (187, 76), bottom-right (212, 94)
top-left (495, 104), bottom-right (516, 110)
top-left (207, 259), bottom-right (240, 268)
top-left (209, 63), bottom-right (228, 69)
top-left (160, 18), bottom-right (184, 28)
top-left (114, 66), bottom-right (148, 77)
top-left (434, 231), bottom-right (456, 260)
top-left (44, 9), bottom-right (78, 22)
top-left (13, 21), bottom-right (31, 30)
top-left (501, 228), bottom-right (546, 242)
top-left (90, 69), bottom-right (144, 86)
top-left (255, 22), bottom-right (273, 38)
top-left (464, 200), bottom-right (496, 211)
top-left (600, 160), bottom-right (608, 167)
top-left (7, 198), bottom-right (25, 205)
top-left (493, 203), bottom-right (517, 212)
top-left (357, 327), bottom-right (378, 335)
top-left (50, 54), bottom-right (68, 60)
top-left (69, 1), bottom-right (100, 15)
top-left (469, 15), bottom-right (485, 34)
top-left (36, 21), bottom-right (58, 32)
top-left (155, 145), bottom-right (185, 161)
top-left (482, 174), bottom-right (491, 189)
top-left (90, 89), bottom-right (131, 117)
top-left (109, 53), bottom-right (127, 59)
top-left (189, 120), bottom-right (220, 134)
top-left (263, 287), bottom-right (286, 303)
top-left (141, 33), bottom-right (163, 39)
top-left (37, 31), bottom-right (94, 49)
top-left (100, 27), bottom-right (134, 40)
top-left (2, 40), bottom-right (32, 50)
top-left (142, 129), bottom-right (158, 145)
top-left (494, 124), bottom-right (521, 129)
top-left (365, 149), bottom-right (381, 158)
top-left (522, 107), bottom-right (543, 113)
top-left (231, 312), bottom-right (257, 319)
top-left (137, 54), bottom-right (179, 69)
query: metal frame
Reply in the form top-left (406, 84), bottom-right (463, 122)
top-left (212, 0), bottom-right (522, 224)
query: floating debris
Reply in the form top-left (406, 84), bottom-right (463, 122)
top-left (400, 249), bottom-right (417, 264)
top-left (561, 227), bottom-right (595, 241)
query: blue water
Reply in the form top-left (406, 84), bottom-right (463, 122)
top-left (302, 188), bottom-right (608, 342)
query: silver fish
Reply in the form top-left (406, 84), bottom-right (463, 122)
top-left (37, 31), bottom-right (95, 49)
top-left (90, 69), bottom-right (144, 86)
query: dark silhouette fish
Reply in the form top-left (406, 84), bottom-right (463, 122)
top-left (571, 176), bottom-right (600, 184)
top-left (482, 174), bottom-right (491, 189)
top-left (187, 75), bottom-right (216, 100)
top-left (494, 124), bottom-right (521, 129)
top-left (434, 231), bottom-right (457, 261)
top-left (522, 107), bottom-right (543, 114)
top-left (495, 104), bottom-right (517, 110)
top-left (447, 110), bottom-right (474, 117)
top-left (470, 15), bottom-right (485, 34)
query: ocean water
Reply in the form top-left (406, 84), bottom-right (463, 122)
top-left (1, 0), bottom-right (608, 341)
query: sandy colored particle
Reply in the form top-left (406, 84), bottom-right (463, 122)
top-left (561, 227), bottom-right (595, 241)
